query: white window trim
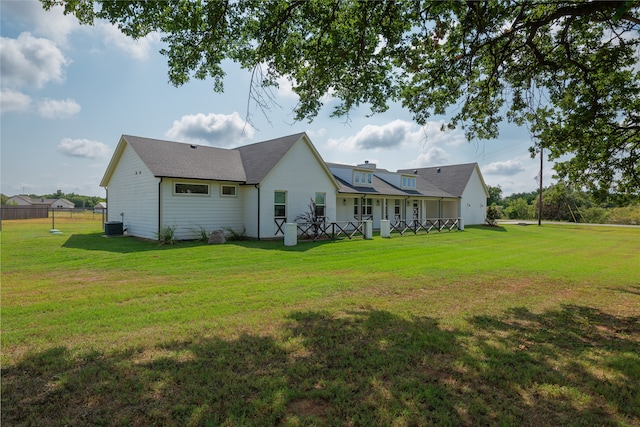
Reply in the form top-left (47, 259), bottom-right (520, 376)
top-left (274, 190), bottom-right (287, 218)
top-left (401, 175), bottom-right (416, 189)
top-left (353, 169), bottom-right (373, 187)
top-left (174, 182), bottom-right (210, 196)
top-left (220, 184), bottom-right (238, 197)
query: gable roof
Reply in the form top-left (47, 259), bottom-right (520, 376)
top-left (234, 133), bottom-right (304, 184)
top-left (399, 163), bottom-right (485, 197)
top-left (7, 195), bottom-right (34, 204)
top-left (101, 133), bottom-right (339, 190)
top-left (121, 135), bottom-right (246, 182)
top-left (7, 195), bottom-right (74, 206)
top-left (328, 163), bottom-right (456, 198)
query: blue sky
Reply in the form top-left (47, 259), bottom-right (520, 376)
top-left (1, 1), bottom-right (553, 197)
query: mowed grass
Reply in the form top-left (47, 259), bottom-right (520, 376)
top-left (1, 215), bottom-right (639, 426)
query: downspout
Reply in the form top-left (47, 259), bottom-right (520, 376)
top-left (104, 188), bottom-right (108, 231)
top-left (255, 184), bottom-right (261, 240)
top-left (158, 178), bottom-right (163, 239)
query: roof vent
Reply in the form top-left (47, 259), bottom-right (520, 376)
top-left (437, 168), bottom-right (441, 173)
top-left (190, 144), bottom-right (197, 149)
top-left (413, 170), bottom-right (417, 174)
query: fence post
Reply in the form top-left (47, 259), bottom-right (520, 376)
top-left (459, 217), bottom-right (464, 231)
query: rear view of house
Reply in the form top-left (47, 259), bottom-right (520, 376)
top-left (100, 133), bottom-right (339, 240)
top-left (101, 132), bottom-right (488, 241)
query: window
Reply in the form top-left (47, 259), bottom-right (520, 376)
top-left (363, 198), bottom-right (373, 216)
top-left (175, 183), bottom-right (209, 195)
top-left (221, 185), bottom-right (237, 197)
top-left (353, 170), bottom-right (373, 186)
top-left (354, 198), bottom-right (373, 216)
top-left (394, 199), bottom-right (401, 217)
top-left (274, 191), bottom-right (286, 218)
top-left (315, 192), bottom-right (326, 218)
top-left (401, 176), bottom-right (416, 189)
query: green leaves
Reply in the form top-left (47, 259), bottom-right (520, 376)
top-left (41, 0), bottom-right (640, 193)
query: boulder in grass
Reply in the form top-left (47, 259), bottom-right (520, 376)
top-left (208, 229), bottom-right (226, 244)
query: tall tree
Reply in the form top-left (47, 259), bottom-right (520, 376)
top-left (42, 0), bottom-right (640, 193)
top-left (486, 185), bottom-right (503, 206)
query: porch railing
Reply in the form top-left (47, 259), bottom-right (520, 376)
top-left (389, 218), bottom-right (460, 235)
top-left (275, 217), bottom-right (461, 240)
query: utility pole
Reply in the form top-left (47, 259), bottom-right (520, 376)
top-left (538, 147), bottom-right (543, 226)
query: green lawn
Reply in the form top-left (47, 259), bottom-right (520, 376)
top-left (2, 216), bottom-right (639, 426)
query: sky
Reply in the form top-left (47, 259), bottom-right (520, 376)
top-left (1, 1), bottom-right (554, 198)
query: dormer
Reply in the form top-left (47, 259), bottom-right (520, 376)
top-left (400, 174), bottom-right (417, 190)
top-left (353, 168), bottom-right (373, 187)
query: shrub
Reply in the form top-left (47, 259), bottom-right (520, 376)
top-left (223, 227), bottom-right (246, 241)
top-left (191, 225), bottom-right (210, 241)
top-left (580, 207), bottom-right (609, 224)
top-left (485, 205), bottom-right (500, 226)
top-left (607, 205), bottom-right (640, 225)
top-left (157, 225), bottom-right (177, 244)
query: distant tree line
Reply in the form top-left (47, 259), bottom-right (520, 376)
top-left (488, 184), bottom-right (640, 225)
top-left (1, 190), bottom-right (105, 209)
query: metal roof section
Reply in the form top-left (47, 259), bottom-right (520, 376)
top-left (327, 162), bottom-right (457, 198)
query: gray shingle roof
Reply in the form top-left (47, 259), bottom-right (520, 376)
top-left (399, 163), bottom-right (479, 197)
top-left (234, 133), bottom-right (304, 184)
top-left (123, 135), bottom-right (246, 182)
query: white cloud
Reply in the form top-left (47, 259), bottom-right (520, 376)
top-left (0, 89), bottom-right (32, 113)
top-left (96, 22), bottom-right (160, 61)
top-left (407, 147), bottom-right (449, 167)
top-left (275, 75), bottom-right (297, 99)
top-left (484, 159), bottom-right (525, 176)
top-left (57, 138), bottom-right (110, 159)
top-left (166, 112), bottom-right (255, 146)
top-left (305, 128), bottom-right (327, 139)
top-left (420, 120), bottom-right (467, 147)
top-left (327, 119), bottom-right (420, 151)
top-left (1, 1), bottom-right (81, 46)
top-left (37, 98), bottom-right (81, 118)
top-left (0, 32), bottom-right (70, 89)
top-left (326, 119), bottom-right (464, 152)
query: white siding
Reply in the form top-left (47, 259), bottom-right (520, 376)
top-left (335, 196), bottom-right (356, 223)
top-left (441, 200), bottom-right (458, 218)
top-left (242, 185), bottom-right (259, 239)
top-left (461, 167), bottom-right (488, 225)
top-left (105, 144), bottom-right (160, 239)
top-left (160, 180), bottom-right (244, 240)
top-left (257, 138), bottom-right (337, 239)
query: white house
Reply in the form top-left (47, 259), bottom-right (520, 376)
top-left (5, 195), bottom-right (75, 209)
top-left (94, 202), bottom-right (107, 214)
top-left (100, 133), bottom-right (339, 240)
top-left (399, 164), bottom-right (490, 226)
top-left (100, 132), bottom-right (489, 240)
top-left (330, 162), bottom-right (464, 229)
